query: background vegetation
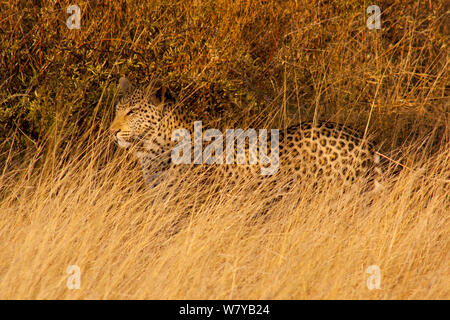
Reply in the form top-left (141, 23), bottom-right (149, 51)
top-left (0, 0), bottom-right (448, 299)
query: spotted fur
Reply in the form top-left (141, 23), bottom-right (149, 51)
top-left (110, 78), bottom-right (384, 192)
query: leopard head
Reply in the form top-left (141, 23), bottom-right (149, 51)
top-left (110, 77), bottom-right (175, 149)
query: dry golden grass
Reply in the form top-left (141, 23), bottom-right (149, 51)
top-left (0, 113), bottom-right (448, 299)
top-left (0, 0), bottom-right (448, 300)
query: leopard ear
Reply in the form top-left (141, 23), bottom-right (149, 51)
top-left (154, 86), bottom-right (167, 104)
top-left (151, 82), bottom-right (176, 107)
top-left (119, 77), bottom-right (132, 94)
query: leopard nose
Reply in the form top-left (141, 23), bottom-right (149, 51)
top-left (110, 128), bottom-right (120, 136)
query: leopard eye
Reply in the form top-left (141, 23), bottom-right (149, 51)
top-left (126, 109), bottom-right (134, 116)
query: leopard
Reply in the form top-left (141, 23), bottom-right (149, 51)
top-left (110, 77), bottom-right (384, 196)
